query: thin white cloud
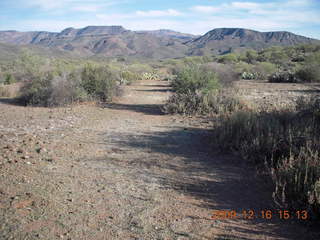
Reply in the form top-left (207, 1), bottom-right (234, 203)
top-left (230, 2), bottom-right (261, 10)
top-left (26, 0), bottom-right (68, 10)
top-left (284, 0), bottom-right (312, 7)
top-left (191, 6), bottom-right (221, 13)
top-left (72, 5), bottom-right (100, 12)
top-left (136, 9), bottom-right (182, 17)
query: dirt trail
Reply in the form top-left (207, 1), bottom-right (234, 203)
top-left (0, 80), bottom-right (317, 240)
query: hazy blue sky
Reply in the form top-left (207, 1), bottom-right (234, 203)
top-left (1, 0), bottom-right (319, 38)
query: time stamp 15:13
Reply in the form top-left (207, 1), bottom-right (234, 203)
top-left (211, 210), bottom-right (309, 220)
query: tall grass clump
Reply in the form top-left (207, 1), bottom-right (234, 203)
top-left (212, 96), bottom-right (320, 218)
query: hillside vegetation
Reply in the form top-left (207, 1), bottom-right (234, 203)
top-left (0, 49), bottom-right (157, 105)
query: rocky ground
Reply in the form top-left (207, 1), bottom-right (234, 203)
top-left (0, 80), bottom-right (319, 240)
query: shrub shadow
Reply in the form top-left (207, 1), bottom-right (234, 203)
top-left (135, 88), bottom-right (172, 93)
top-left (97, 125), bottom-right (311, 239)
top-left (103, 103), bottom-right (165, 115)
top-left (0, 97), bottom-right (26, 106)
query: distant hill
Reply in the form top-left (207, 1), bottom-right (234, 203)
top-left (0, 26), bottom-right (319, 59)
top-left (0, 26), bottom-right (191, 59)
top-left (187, 28), bottom-right (319, 55)
top-left (135, 29), bottom-right (197, 41)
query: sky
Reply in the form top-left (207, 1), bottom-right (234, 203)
top-left (0, 0), bottom-right (320, 39)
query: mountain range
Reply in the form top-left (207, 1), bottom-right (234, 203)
top-left (0, 26), bottom-right (318, 59)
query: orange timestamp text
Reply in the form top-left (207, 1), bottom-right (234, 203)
top-left (211, 209), bottom-right (308, 220)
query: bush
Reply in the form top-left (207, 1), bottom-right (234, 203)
top-left (241, 50), bottom-right (258, 64)
top-left (20, 73), bottom-right (54, 106)
top-left (48, 73), bottom-right (88, 106)
top-left (120, 70), bottom-right (139, 85)
top-left (4, 73), bottom-right (16, 85)
top-left (240, 62), bottom-right (277, 80)
top-left (81, 64), bottom-right (118, 102)
top-left (172, 64), bottom-right (220, 95)
top-left (203, 63), bottom-right (239, 86)
top-left (142, 72), bottom-right (159, 80)
top-left (217, 53), bottom-right (239, 64)
top-left (212, 96), bottom-right (320, 217)
top-left (295, 53), bottom-right (320, 83)
top-left (241, 71), bottom-right (258, 80)
top-left (20, 65), bottom-right (119, 106)
top-left (234, 62), bottom-right (254, 74)
top-left (296, 66), bottom-right (320, 83)
top-left (253, 62), bottom-right (277, 79)
top-left (20, 72), bottom-right (86, 106)
top-left (163, 64), bottom-right (247, 115)
top-left (268, 71), bottom-right (299, 83)
top-left (164, 89), bottom-right (247, 115)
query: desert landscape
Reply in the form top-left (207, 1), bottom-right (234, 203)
top-left (1, 0), bottom-right (320, 239)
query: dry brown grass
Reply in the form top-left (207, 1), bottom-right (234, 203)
top-left (0, 82), bottom-right (22, 98)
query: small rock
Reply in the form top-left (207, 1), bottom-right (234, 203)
top-left (35, 147), bottom-right (42, 153)
top-left (26, 162), bottom-right (31, 165)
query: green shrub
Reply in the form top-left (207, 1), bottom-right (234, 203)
top-left (20, 73), bottom-right (54, 106)
top-left (241, 50), bottom-right (258, 64)
top-left (164, 64), bottom-right (248, 115)
top-left (120, 70), bottom-right (139, 85)
top-left (295, 53), bottom-right (320, 83)
top-left (241, 71), bottom-right (258, 80)
top-left (212, 96), bottom-right (320, 217)
top-left (163, 89), bottom-right (246, 115)
top-left (296, 66), bottom-right (320, 83)
top-left (217, 53), bottom-right (239, 64)
top-left (48, 72), bottom-right (88, 106)
top-left (4, 73), bottom-right (16, 85)
top-left (268, 71), bottom-right (299, 83)
top-left (20, 72), bottom-right (88, 106)
top-left (164, 64), bottom-right (241, 115)
top-left (81, 64), bottom-right (118, 102)
top-left (253, 62), bottom-right (277, 79)
top-left (20, 65), bottom-right (119, 106)
top-left (142, 72), bottom-right (159, 80)
top-left (203, 63), bottom-right (239, 86)
top-left (234, 62), bottom-right (254, 75)
top-left (172, 64), bottom-right (220, 95)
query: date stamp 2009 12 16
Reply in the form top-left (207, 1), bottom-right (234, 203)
top-left (211, 210), bottom-right (308, 220)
